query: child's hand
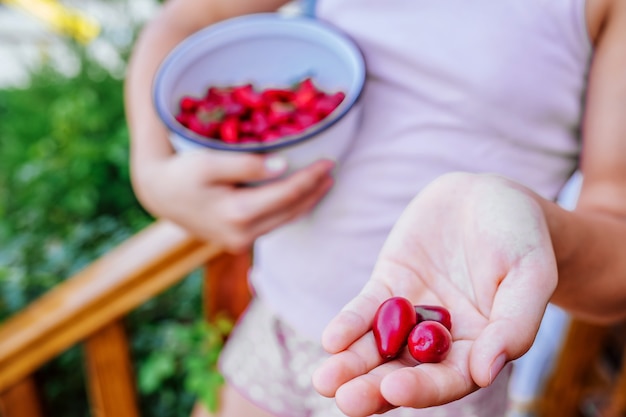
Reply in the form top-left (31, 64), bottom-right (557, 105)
top-left (133, 147), bottom-right (335, 252)
top-left (312, 172), bottom-right (557, 417)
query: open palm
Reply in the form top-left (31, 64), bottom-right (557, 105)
top-left (313, 173), bottom-right (558, 417)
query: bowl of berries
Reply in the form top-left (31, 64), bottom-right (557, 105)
top-left (153, 12), bottom-right (365, 173)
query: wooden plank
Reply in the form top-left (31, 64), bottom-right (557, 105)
top-left (204, 251), bottom-right (252, 322)
top-left (84, 321), bottom-right (140, 417)
top-left (536, 320), bottom-right (610, 417)
top-left (0, 376), bottom-right (44, 417)
top-left (0, 220), bottom-right (223, 392)
top-left (603, 329), bottom-right (626, 417)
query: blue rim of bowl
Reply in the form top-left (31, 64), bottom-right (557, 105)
top-left (153, 12), bottom-right (366, 153)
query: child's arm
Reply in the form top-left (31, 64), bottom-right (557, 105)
top-left (124, 0), bottom-right (336, 252)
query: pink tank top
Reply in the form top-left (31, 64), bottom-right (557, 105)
top-left (251, 0), bottom-right (592, 340)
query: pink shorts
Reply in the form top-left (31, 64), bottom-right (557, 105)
top-left (219, 298), bottom-right (512, 417)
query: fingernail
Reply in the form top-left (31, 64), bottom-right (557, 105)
top-left (265, 155), bottom-right (287, 173)
top-left (489, 353), bottom-right (507, 385)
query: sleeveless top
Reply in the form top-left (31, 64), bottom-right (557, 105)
top-left (251, 0), bottom-right (593, 341)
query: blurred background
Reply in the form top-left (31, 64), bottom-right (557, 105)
top-left (0, 1), bottom-right (223, 416)
top-left (1, 3), bottom-right (624, 417)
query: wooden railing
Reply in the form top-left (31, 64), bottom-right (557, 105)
top-left (536, 320), bottom-right (626, 417)
top-left (0, 219), bottom-right (251, 417)
top-left (0, 218), bottom-right (624, 417)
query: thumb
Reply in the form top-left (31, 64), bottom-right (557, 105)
top-left (469, 319), bottom-right (531, 388)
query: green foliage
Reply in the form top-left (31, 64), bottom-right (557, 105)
top-left (0, 39), bottom-right (227, 417)
top-left (0, 49), bottom-right (149, 416)
top-left (137, 314), bottom-right (232, 414)
top-left (0, 50), bottom-right (148, 317)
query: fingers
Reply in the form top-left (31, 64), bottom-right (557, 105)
top-left (321, 280), bottom-right (393, 354)
top-left (468, 321), bottom-right (514, 388)
top-left (313, 333), bottom-right (399, 417)
top-left (380, 341), bottom-right (475, 408)
top-left (177, 154), bottom-right (336, 251)
top-left (313, 332), bottom-right (383, 397)
top-left (246, 172), bottom-right (335, 236)
top-left (335, 369), bottom-right (397, 417)
top-left (210, 159), bottom-right (335, 249)
top-left (316, 324), bottom-right (477, 415)
top-left (470, 256), bottom-right (556, 387)
top-left (239, 158), bottom-right (336, 216)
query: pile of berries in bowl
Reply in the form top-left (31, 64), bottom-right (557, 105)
top-left (153, 12), bottom-right (365, 174)
top-left (175, 77), bottom-right (346, 145)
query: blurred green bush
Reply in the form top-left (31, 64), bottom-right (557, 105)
top-left (0, 35), bottom-right (221, 417)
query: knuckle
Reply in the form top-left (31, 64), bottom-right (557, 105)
top-left (223, 206), bottom-right (253, 229)
top-left (222, 233), bottom-right (254, 253)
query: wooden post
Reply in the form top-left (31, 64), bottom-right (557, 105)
top-left (603, 339), bottom-right (626, 417)
top-left (0, 376), bottom-right (45, 417)
top-left (535, 320), bottom-right (610, 417)
top-left (83, 321), bottom-right (140, 417)
top-left (203, 251), bottom-right (252, 322)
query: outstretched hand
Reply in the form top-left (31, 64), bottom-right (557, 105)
top-left (312, 172), bottom-right (558, 417)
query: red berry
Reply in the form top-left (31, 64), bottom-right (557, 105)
top-left (407, 321), bottom-right (452, 363)
top-left (312, 92), bottom-right (345, 119)
top-left (187, 116), bottom-right (219, 138)
top-left (260, 129), bottom-right (283, 143)
top-left (250, 110), bottom-right (270, 135)
top-left (232, 84), bottom-right (265, 109)
top-left (220, 117), bottom-right (240, 143)
top-left (222, 101), bottom-right (246, 117)
top-left (261, 88), bottom-right (296, 103)
top-left (175, 112), bottom-right (192, 127)
top-left (414, 305), bottom-right (452, 331)
top-left (267, 101), bottom-right (296, 125)
top-left (179, 96), bottom-right (200, 113)
top-left (373, 297), bottom-right (418, 360)
top-left (293, 78), bottom-right (318, 110)
top-left (196, 103), bottom-right (225, 123)
top-left (292, 111), bottom-right (318, 129)
top-left (205, 86), bottom-right (232, 104)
